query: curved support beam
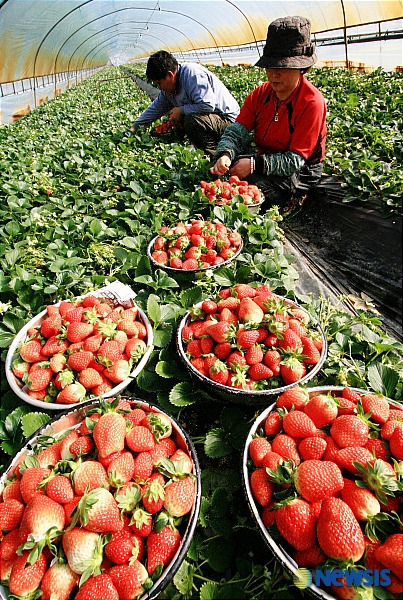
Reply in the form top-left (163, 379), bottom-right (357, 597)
top-left (224, 0), bottom-right (261, 57)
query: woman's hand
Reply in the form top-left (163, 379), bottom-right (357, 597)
top-left (210, 155), bottom-right (232, 176)
top-left (229, 158), bottom-right (252, 179)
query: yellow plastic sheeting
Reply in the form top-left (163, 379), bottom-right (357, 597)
top-left (0, 0), bottom-right (402, 84)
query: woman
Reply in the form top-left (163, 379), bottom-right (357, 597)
top-left (210, 16), bottom-right (327, 213)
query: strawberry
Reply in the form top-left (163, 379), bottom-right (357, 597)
top-left (40, 561), bottom-right (80, 600)
top-left (275, 498), bottom-right (316, 551)
top-left (182, 258), bottom-right (199, 269)
top-left (126, 425), bottom-right (155, 453)
top-left (330, 415), bottom-right (369, 448)
top-left (65, 306), bottom-right (84, 323)
top-left (142, 474), bottom-right (165, 514)
top-left (204, 321), bottom-right (233, 343)
top-left (0, 498), bottom-right (25, 533)
top-left (8, 550), bottom-right (48, 597)
top-left (365, 437), bottom-right (390, 461)
top-left (294, 459), bottom-right (344, 502)
top-left (245, 345), bottom-right (264, 365)
top-left (45, 475), bottom-right (75, 504)
top-left (79, 367), bottom-right (104, 389)
top-left (276, 386), bottom-right (309, 411)
top-left (263, 350), bottom-right (281, 376)
top-left (287, 318), bottom-right (307, 338)
top-left (163, 476), bottom-right (196, 517)
top-left (49, 352), bottom-right (67, 373)
top-left (292, 544), bottom-right (326, 568)
top-left (75, 574), bottom-right (119, 600)
top-left (264, 412), bottom-right (282, 437)
top-left (208, 359), bottom-right (229, 385)
top-left (282, 410), bottom-right (317, 438)
top-left (186, 339), bottom-right (202, 357)
top-left (200, 337), bottom-right (213, 354)
top-left (248, 362), bottom-right (273, 381)
top-left (93, 412), bottom-right (127, 458)
top-left (20, 466), bottom-right (51, 503)
top-left (73, 460), bottom-right (109, 495)
top-left (105, 529), bottom-right (144, 564)
top-left (20, 339), bottom-right (43, 363)
top-left (19, 493), bottom-right (65, 544)
top-left (303, 393), bottom-right (338, 428)
top-left (105, 358), bottom-right (131, 383)
top-left (271, 434), bottom-right (300, 465)
top-left (11, 358), bottom-right (30, 379)
top-left (58, 301), bottom-right (75, 317)
top-left (316, 497), bottom-right (366, 561)
top-left (82, 295), bottom-right (100, 308)
top-left (250, 468), bottom-right (273, 507)
top-left (2, 479), bottom-right (23, 502)
top-left (236, 328), bottom-right (260, 350)
top-left (151, 250), bottom-right (168, 265)
top-left (42, 336), bottom-right (69, 357)
top-left (66, 322), bottom-right (94, 343)
top-left (67, 350), bottom-right (94, 372)
top-left (341, 478), bottom-right (380, 521)
top-left (374, 534), bottom-right (403, 580)
top-left (108, 452), bottom-right (135, 487)
top-left (69, 435), bottom-right (93, 456)
top-left (108, 562), bottom-right (149, 599)
top-left (249, 436), bottom-right (272, 467)
top-left (277, 329), bottom-right (302, 352)
top-left (280, 356), bottom-right (307, 385)
top-left (238, 297), bottom-right (264, 324)
top-left (56, 382), bottom-right (87, 404)
top-left (24, 364), bottom-right (53, 391)
top-left (336, 396), bottom-right (358, 416)
top-left (40, 313), bottom-right (63, 338)
top-left (227, 351), bottom-right (247, 370)
top-left (132, 451), bottom-right (154, 480)
top-left (336, 446), bottom-right (374, 474)
top-left (213, 341), bottom-right (231, 360)
top-left (75, 487), bottom-right (123, 533)
top-left (300, 336), bottom-right (321, 364)
top-left (234, 283), bottom-right (256, 300)
top-left (146, 526), bottom-right (181, 575)
top-left (361, 393), bottom-right (390, 424)
top-left (298, 436), bottom-right (327, 461)
top-left (36, 440), bottom-right (63, 468)
top-left (342, 387), bottom-right (362, 404)
top-left (218, 296), bottom-right (239, 312)
top-left (0, 528), bottom-right (21, 561)
top-left (389, 424), bottom-right (403, 462)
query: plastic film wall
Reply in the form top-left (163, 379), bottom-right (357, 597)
top-left (0, 0), bottom-right (402, 84)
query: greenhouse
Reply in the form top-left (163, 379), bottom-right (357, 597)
top-left (0, 1), bottom-right (402, 599)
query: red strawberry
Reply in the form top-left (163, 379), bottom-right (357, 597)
top-left (361, 393), bottom-right (390, 424)
top-left (263, 350), bottom-right (281, 376)
top-left (93, 412), bottom-right (127, 458)
top-left (275, 498), bottom-right (316, 551)
top-left (294, 459), bottom-right (344, 502)
top-left (186, 339), bottom-right (202, 357)
top-left (214, 341), bottom-right (231, 360)
top-left (182, 258), bottom-right (199, 270)
top-left (303, 393), bottom-right (338, 428)
top-left (126, 425), bottom-right (155, 453)
top-left (301, 336), bottom-right (321, 364)
top-left (163, 476), bottom-right (195, 517)
top-left (151, 250), bottom-right (168, 265)
top-left (317, 497), bottom-right (366, 561)
top-left (73, 460), bottom-right (109, 495)
top-left (276, 386), bottom-right (309, 410)
top-left (0, 529), bottom-right (22, 561)
top-left (66, 322), bottom-right (94, 343)
top-left (20, 339), bottom-right (43, 363)
top-left (79, 367), bottom-right (104, 389)
top-left (40, 561), bottom-right (79, 600)
top-left (336, 396), bottom-right (358, 416)
top-left (264, 412), bottom-right (282, 437)
top-left (105, 529), bottom-right (144, 564)
top-left (56, 382), bottom-right (87, 404)
top-left (0, 498), bottom-right (25, 533)
top-left (45, 475), bottom-right (75, 504)
top-left (330, 415), bottom-right (369, 448)
top-left (298, 436), bottom-right (327, 461)
top-left (238, 297), bottom-right (264, 324)
top-left (341, 478), bottom-right (380, 521)
top-left (218, 296), bottom-right (239, 312)
top-left (69, 435), bottom-right (93, 456)
top-left (75, 487), bottom-right (123, 533)
top-left (336, 446), bottom-right (374, 474)
top-left (282, 410), bottom-right (317, 438)
top-left (40, 314), bottom-right (63, 338)
top-left (146, 525), bottom-right (181, 575)
top-left (234, 283), bottom-right (256, 300)
top-left (227, 351), bottom-right (247, 370)
top-left (280, 356), bottom-right (307, 385)
top-left (133, 451), bottom-right (153, 480)
top-left (208, 359), bottom-right (229, 385)
top-left (250, 468), bottom-right (273, 507)
top-left (389, 425), bottom-right (403, 460)
top-left (107, 452), bottom-right (135, 487)
top-left (20, 466), bottom-right (51, 503)
top-left (374, 534), bottom-right (403, 580)
top-left (236, 328), bottom-right (260, 350)
top-left (2, 479), bottom-right (23, 502)
top-left (245, 345), bottom-right (264, 365)
top-left (277, 329), bottom-right (302, 352)
top-left (19, 494), bottom-right (65, 545)
top-left (249, 436), bottom-right (272, 467)
top-left (105, 359), bottom-right (131, 383)
top-left (75, 574), bottom-right (119, 600)
top-left (248, 362), bottom-right (273, 381)
top-left (141, 474), bottom-right (165, 514)
top-left (342, 387), bottom-right (362, 404)
top-left (204, 321), bottom-right (233, 343)
top-left (292, 544), bottom-right (326, 568)
top-left (67, 350), bottom-right (93, 371)
top-left (9, 551), bottom-right (48, 597)
top-left (271, 434), bottom-right (300, 465)
top-left (65, 306), bottom-right (84, 323)
top-left (24, 364), bottom-right (53, 391)
top-left (108, 562), bottom-right (149, 599)
top-left (42, 336), bottom-right (70, 357)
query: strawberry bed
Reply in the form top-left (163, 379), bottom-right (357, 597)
top-left (0, 65), bottom-right (402, 600)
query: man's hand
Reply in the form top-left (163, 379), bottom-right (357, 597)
top-left (210, 155), bottom-right (231, 176)
top-left (229, 158), bottom-right (252, 179)
top-left (169, 107), bottom-right (181, 123)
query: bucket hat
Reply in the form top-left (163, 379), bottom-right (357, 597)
top-left (255, 16), bottom-right (317, 69)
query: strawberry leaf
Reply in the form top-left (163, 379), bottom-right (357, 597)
top-left (204, 428), bottom-right (231, 458)
top-left (169, 382), bottom-right (197, 407)
top-left (173, 560), bottom-right (195, 596)
top-left (21, 412), bottom-right (50, 439)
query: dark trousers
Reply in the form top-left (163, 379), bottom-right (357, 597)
top-left (246, 163), bottom-right (323, 211)
top-left (183, 113), bottom-right (233, 156)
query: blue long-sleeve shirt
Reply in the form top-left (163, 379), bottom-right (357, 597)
top-left (132, 63), bottom-right (240, 129)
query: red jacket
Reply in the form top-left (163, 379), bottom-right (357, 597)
top-left (236, 76), bottom-right (326, 165)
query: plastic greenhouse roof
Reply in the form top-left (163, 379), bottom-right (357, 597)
top-left (0, 0), bottom-right (402, 84)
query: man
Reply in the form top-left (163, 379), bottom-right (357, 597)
top-left (130, 51), bottom-right (240, 156)
top-left (210, 16), bottom-right (327, 213)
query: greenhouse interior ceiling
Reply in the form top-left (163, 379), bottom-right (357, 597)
top-left (0, 0), bottom-right (402, 86)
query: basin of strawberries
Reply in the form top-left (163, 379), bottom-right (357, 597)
top-left (243, 386), bottom-right (403, 600)
top-left (0, 396), bottom-right (201, 600)
top-left (5, 283), bottom-right (153, 410)
top-left (199, 176), bottom-right (264, 213)
top-left (147, 219), bottom-right (243, 275)
top-left (177, 283), bottom-right (327, 404)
